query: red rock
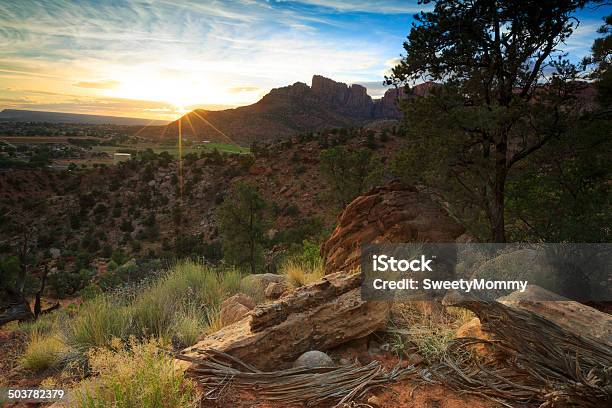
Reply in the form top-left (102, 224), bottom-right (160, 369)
top-left (321, 181), bottom-right (465, 274)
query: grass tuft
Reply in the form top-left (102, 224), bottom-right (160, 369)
top-left (388, 303), bottom-right (473, 362)
top-left (281, 259), bottom-right (323, 288)
top-left (20, 331), bottom-right (69, 372)
top-left (76, 338), bottom-right (198, 408)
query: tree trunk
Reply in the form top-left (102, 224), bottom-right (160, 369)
top-left (34, 265), bottom-right (49, 318)
top-left (491, 180), bottom-right (506, 242)
top-left (0, 289), bottom-right (33, 327)
top-left (491, 136), bottom-right (508, 242)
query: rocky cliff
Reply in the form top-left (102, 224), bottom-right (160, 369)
top-left (155, 75), bottom-right (409, 145)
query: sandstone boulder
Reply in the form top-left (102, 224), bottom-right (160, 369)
top-left (321, 181), bottom-right (465, 274)
top-left (220, 293), bottom-right (255, 326)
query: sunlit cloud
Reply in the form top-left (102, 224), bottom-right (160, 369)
top-left (73, 80), bottom-right (120, 89)
top-left (0, 0), bottom-right (605, 120)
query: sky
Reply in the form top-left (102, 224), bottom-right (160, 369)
top-left (0, 0), bottom-right (609, 121)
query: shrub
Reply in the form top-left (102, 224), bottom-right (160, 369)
top-left (76, 338), bottom-right (198, 408)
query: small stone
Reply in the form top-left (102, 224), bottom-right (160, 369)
top-left (367, 395), bottom-right (382, 407)
top-left (293, 351), bottom-right (334, 369)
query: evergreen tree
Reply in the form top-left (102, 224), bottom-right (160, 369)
top-left (387, 0), bottom-right (598, 241)
top-left (217, 182), bottom-right (268, 273)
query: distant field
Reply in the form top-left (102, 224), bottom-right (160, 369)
top-left (93, 142), bottom-right (249, 157)
top-left (1, 136), bottom-right (102, 144)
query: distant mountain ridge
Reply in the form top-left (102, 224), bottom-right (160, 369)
top-left (158, 75), bottom-right (417, 146)
top-left (0, 109), bottom-right (169, 126)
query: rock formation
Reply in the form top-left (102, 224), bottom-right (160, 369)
top-left (157, 75), bottom-right (411, 145)
top-left (321, 181), bottom-right (465, 275)
top-left (178, 272), bottom-right (389, 371)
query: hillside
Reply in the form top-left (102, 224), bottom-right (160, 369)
top-left (0, 109), bottom-right (169, 126)
top-left (0, 127), bottom-right (403, 267)
top-left (149, 75), bottom-right (407, 145)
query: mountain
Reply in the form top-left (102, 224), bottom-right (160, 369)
top-left (156, 75), bottom-right (411, 146)
top-left (0, 109), bottom-right (169, 126)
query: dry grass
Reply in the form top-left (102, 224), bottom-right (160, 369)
top-left (387, 302), bottom-right (473, 362)
top-left (75, 338), bottom-right (199, 408)
top-left (281, 259), bottom-right (324, 288)
top-left (20, 330), bottom-right (69, 372)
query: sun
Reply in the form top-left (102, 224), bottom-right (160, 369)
top-left (107, 65), bottom-right (228, 114)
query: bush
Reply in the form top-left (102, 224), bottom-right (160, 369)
top-left (76, 338), bottom-right (198, 408)
top-left (388, 303), bottom-right (472, 362)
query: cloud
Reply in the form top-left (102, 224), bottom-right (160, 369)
top-left (73, 80), bottom-right (119, 89)
top-left (275, 0), bottom-right (428, 14)
top-left (0, 0), bottom-right (604, 119)
top-left (229, 86), bottom-right (261, 93)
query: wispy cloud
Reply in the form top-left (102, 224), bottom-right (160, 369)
top-left (73, 80), bottom-right (119, 89)
top-left (275, 0), bottom-right (428, 14)
top-left (0, 0), bottom-right (605, 119)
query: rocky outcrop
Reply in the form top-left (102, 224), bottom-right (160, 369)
top-left (178, 272), bottom-right (389, 371)
top-left (321, 181), bottom-right (465, 275)
top-left (311, 75), bottom-right (373, 117)
top-left (160, 75), bottom-right (411, 145)
top-left (372, 88), bottom-right (404, 119)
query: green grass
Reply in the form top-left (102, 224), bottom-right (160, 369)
top-left (93, 141), bottom-right (249, 158)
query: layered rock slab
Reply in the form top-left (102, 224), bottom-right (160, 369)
top-left (178, 272), bottom-right (390, 371)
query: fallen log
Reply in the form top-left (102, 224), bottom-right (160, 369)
top-left (174, 348), bottom-right (416, 407)
top-left (179, 272), bottom-right (389, 371)
top-left (497, 285), bottom-right (612, 344)
top-left (438, 291), bottom-right (612, 407)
